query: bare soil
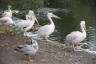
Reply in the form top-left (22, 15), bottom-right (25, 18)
top-left (0, 34), bottom-right (96, 64)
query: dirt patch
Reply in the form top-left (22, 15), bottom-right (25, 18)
top-left (0, 34), bottom-right (96, 64)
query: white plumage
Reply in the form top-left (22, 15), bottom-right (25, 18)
top-left (65, 21), bottom-right (86, 51)
top-left (0, 6), bottom-right (14, 25)
top-left (2, 10), bottom-right (12, 17)
top-left (16, 10), bottom-right (39, 32)
top-left (37, 13), bottom-right (60, 38)
top-left (0, 17), bottom-right (14, 25)
top-left (2, 11), bottom-right (12, 18)
top-left (2, 5), bottom-right (12, 17)
top-left (15, 39), bottom-right (38, 56)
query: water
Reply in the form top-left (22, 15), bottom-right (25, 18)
top-left (0, 0), bottom-right (96, 51)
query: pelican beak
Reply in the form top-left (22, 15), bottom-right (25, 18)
top-left (33, 14), bottom-right (39, 25)
top-left (52, 14), bottom-right (61, 19)
top-left (35, 17), bottom-right (39, 25)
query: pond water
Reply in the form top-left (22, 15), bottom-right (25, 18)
top-left (0, 0), bottom-right (96, 51)
top-left (35, 7), bottom-right (96, 51)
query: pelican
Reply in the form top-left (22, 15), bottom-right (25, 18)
top-left (65, 21), bottom-right (86, 51)
top-left (37, 13), bottom-right (60, 38)
top-left (2, 5), bottom-right (12, 17)
top-left (0, 5), bottom-right (15, 25)
top-left (16, 10), bottom-right (39, 32)
top-left (14, 39), bottom-right (39, 62)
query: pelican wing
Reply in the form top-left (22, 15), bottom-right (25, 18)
top-left (0, 17), bottom-right (13, 24)
top-left (16, 45), bottom-right (33, 52)
top-left (65, 31), bottom-right (82, 43)
top-left (37, 25), bottom-right (50, 33)
top-left (16, 20), bottom-right (30, 28)
top-left (37, 25), bottom-right (54, 37)
top-left (0, 17), bottom-right (8, 23)
top-left (16, 20), bottom-right (35, 31)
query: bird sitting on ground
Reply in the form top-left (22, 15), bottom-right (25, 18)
top-left (14, 39), bottom-right (39, 62)
top-left (65, 21), bottom-right (86, 51)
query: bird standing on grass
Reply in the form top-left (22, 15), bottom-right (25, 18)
top-left (65, 21), bottom-right (86, 51)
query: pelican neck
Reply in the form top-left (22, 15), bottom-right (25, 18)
top-left (48, 15), bottom-right (54, 24)
top-left (81, 25), bottom-right (86, 33)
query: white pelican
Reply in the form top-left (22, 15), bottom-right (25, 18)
top-left (2, 5), bottom-right (12, 17)
top-left (16, 10), bottom-right (39, 32)
top-left (65, 21), bottom-right (86, 51)
top-left (0, 5), bottom-right (15, 25)
top-left (0, 17), bottom-right (14, 25)
top-left (15, 39), bottom-right (38, 62)
top-left (37, 13), bottom-right (60, 38)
